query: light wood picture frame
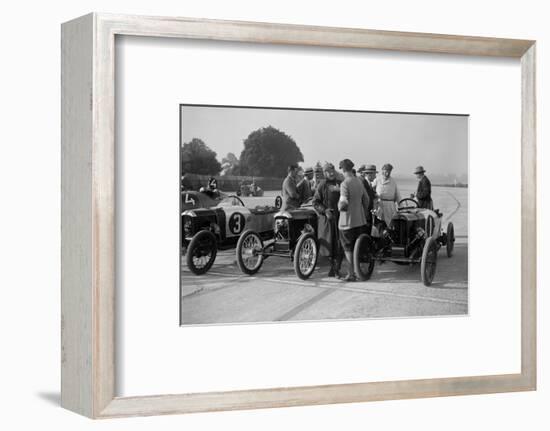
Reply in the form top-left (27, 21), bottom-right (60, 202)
top-left (61, 12), bottom-right (536, 419)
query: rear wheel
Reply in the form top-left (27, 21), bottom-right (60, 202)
top-left (236, 230), bottom-right (264, 275)
top-left (293, 232), bottom-right (318, 280)
top-left (420, 237), bottom-right (438, 286)
top-left (354, 234), bottom-right (375, 281)
top-left (186, 230), bottom-right (217, 275)
top-left (446, 222), bottom-right (455, 257)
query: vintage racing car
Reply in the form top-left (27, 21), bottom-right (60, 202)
top-left (353, 198), bottom-right (455, 286)
top-left (235, 200), bottom-right (320, 280)
top-left (237, 180), bottom-right (264, 197)
top-left (182, 194), bottom-right (279, 275)
top-left (181, 190), bottom-right (226, 211)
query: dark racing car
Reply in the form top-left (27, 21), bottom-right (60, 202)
top-left (181, 194), bottom-right (279, 275)
top-left (353, 198), bottom-right (455, 286)
top-left (181, 190), bottom-right (225, 211)
top-left (237, 180), bottom-right (264, 197)
top-left (235, 200), bottom-right (320, 280)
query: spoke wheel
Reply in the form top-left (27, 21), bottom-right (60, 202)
top-left (236, 229), bottom-right (264, 275)
top-left (446, 222), bottom-right (455, 257)
top-left (293, 233), bottom-right (318, 280)
top-left (420, 237), bottom-right (438, 286)
top-left (354, 233), bottom-right (375, 281)
top-left (186, 230), bottom-right (217, 275)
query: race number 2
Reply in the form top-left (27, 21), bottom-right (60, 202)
top-left (229, 212), bottom-right (245, 234)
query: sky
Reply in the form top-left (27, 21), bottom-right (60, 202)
top-left (180, 105), bottom-right (469, 180)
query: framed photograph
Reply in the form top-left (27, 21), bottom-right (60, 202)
top-left (61, 13), bottom-right (536, 418)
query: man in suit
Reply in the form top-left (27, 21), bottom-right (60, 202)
top-left (412, 166), bottom-right (433, 209)
top-left (338, 159), bottom-right (370, 282)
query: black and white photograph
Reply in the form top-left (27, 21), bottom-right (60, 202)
top-left (180, 104), bottom-right (468, 325)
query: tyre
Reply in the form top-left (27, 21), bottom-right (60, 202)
top-left (446, 222), bottom-right (455, 258)
top-left (420, 237), bottom-right (438, 286)
top-left (353, 233), bottom-right (375, 281)
top-left (236, 229), bottom-right (264, 275)
top-left (186, 230), bottom-right (217, 275)
top-left (293, 232), bottom-right (318, 280)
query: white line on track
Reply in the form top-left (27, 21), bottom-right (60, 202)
top-left (443, 190), bottom-right (462, 223)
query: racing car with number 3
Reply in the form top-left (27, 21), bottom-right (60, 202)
top-left (181, 192), bottom-right (280, 275)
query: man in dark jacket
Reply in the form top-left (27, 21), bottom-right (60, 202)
top-left (357, 164), bottom-right (376, 234)
top-left (413, 166), bottom-right (433, 209)
top-left (296, 167), bottom-right (314, 203)
top-left (281, 165), bottom-right (301, 210)
top-left (312, 163), bottom-right (343, 277)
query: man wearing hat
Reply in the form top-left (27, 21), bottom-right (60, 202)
top-left (337, 159), bottom-right (371, 282)
top-left (373, 163), bottom-right (401, 226)
top-left (297, 166), bottom-right (314, 203)
top-left (357, 164), bottom-right (377, 234)
top-left (281, 164), bottom-right (301, 210)
top-left (313, 163), bottom-right (343, 277)
top-left (412, 166), bottom-right (433, 209)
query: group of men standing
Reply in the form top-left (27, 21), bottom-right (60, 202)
top-left (281, 161), bottom-right (433, 282)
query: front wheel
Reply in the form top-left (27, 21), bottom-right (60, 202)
top-left (236, 229), bottom-right (264, 275)
top-left (354, 234), bottom-right (375, 281)
top-left (420, 237), bottom-right (438, 286)
top-left (446, 222), bottom-right (455, 257)
top-left (186, 230), bottom-right (217, 275)
top-left (293, 232), bottom-right (318, 280)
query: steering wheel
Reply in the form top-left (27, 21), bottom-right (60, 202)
top-left (398, 198), bottom-right (419, 210)
top-left (300, 197), bottom-right (314, 207)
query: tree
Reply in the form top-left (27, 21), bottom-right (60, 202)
top-left (239, 126), bottom-right (303, 177)
top-left (221, 152), bottom-right (241, 176)
top-left (181, 138), bottom-right (222, 175)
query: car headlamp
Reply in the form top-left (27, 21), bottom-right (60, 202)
top-left (183, 217), bottom-right (193, 236)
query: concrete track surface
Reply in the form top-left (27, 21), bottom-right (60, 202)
top-left (181, 186), bottom-right (468, 325)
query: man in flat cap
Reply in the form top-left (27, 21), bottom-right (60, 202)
top-left (313, 163), bottom-right (343, 277)
top-left (337, 159), bottom-right (370, 282)
top-left (297, 166), bottom-right (314, 203)
top-left (281, 164), bottom-right (301, 210)
top-left (412, 166), bottom-right (433, 209)
top-left (373, 163), bottom-right (401, 226)
top-left (357, 164), bottom-right (377, 234)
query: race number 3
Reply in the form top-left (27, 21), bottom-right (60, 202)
top-left (229, 212), bottom-right (245, 234)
